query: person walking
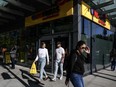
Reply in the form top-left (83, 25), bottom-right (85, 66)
top-left (110, 48), bottom-right (116, 71)
top-left (10, 45), bottom-right (17, 69)
top-left (65, 40), bottom-right (90, 87)
top-left (52, 42), bottom-right (65, 81)
top-left (34, 42), bottom-right (49, 81)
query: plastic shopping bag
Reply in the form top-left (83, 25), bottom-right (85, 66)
top-left (30, 62), bottom-right (37, 74)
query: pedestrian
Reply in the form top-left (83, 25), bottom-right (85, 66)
top-left (34, 42), bottom-right (49, 81)
top-left (63, 48), bottom-right (69, 71)
top-left (10, 45), bottom-right (17, 69)
top-left (110, 48), bottom-right (116, 71)
top-left (65, 40), bottom-right (90, 87)
top-left (52, 41), bottom-right (65, 81)
top-left (1, 45), bottom-right (7, 64)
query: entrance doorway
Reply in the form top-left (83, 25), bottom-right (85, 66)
top-left (39, 34), bottom-right (70, 73)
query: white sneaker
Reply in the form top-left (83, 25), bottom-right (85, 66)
top-left (38, 78), bottom-right (41, 82)
top-left (52, 78), bottom-right (56, 81)
top-left (60, 76), bottom-right (63, 80)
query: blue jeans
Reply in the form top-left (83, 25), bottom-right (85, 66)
top-left (11, 57), bottom-right (15, 69)
top-left (70, 73), bottom-right (84, 87)
top-left (53, 60), bottom-right (63, 79)
top-left (38, 58), bottom-right (47, 80)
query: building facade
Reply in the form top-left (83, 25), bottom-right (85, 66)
top-left (23, 0), bottom-right (115, 73)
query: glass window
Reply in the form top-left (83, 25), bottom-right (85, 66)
top-left (82, 17), bottom-right (114, 72)
top-left (92, 22), bottom-right (114, 69)
top-left (81, 18), bottom-right (91, 73)
top-left (82, 18), bottom-right (91, 45)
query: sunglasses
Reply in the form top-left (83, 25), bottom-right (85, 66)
top-left (80, 47), bottom-right (86, 49)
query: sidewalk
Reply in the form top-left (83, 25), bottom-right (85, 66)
top-left (0, 64), bottom-right (116, 87)
top-left (84, 68), bottom-right (116, 87)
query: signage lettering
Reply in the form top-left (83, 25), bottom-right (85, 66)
top-left (94, 10), bottom-right (99, 18)
top-left (32, 6), bottom-right (60, 20)
top-left (43, 6), bottom-right (59, 20)
top-left (91, 9), bottom-right (106, 26)
top-left (98, 20), bottom-right (106, 26)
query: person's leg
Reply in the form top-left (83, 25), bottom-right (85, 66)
top-left (111, 61), bottom-right (113, 70)
top-left (112, 61), bottom-right (116, 71)
top-left (60, 62), bottom-right (63, 80)
top-left (39, 58), bottom-right (46, 80)
top-left (52, 61), bottom-right (59, 81)
top-left (43, 59), bottom-right (48, 78)
top-left (11, 57), bottom-right (15, 69)
top-left (114, 61), bottom-right (116, 70)
top-left (81, 75), bottom-right (85, 87)
top-left (70, 73), bottom-right (84, 87)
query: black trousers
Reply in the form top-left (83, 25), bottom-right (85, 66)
top-left (11, 57), bottom-right (15, 69)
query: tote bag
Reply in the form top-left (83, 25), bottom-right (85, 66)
top-left (30, 62), bottom-right (37, 74)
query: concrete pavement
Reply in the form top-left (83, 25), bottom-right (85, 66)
top-left (0, 64), bottom-right (116, 87)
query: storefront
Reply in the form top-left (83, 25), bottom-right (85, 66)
top-left (24, 0), bottom-right (73, 73)
top-left (22, 0), bottom-right (115, 74)
top-left (81, 1), bottom-right (114, 73)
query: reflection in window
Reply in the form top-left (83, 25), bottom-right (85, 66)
top-left (82, 17), bottom-right (114, 71)
top-left (92, 23), bottom-right (113, 41)
top-left (81, 18), bottom-right (91, 45)
top-left (83, 18), bottom-right (90, 36)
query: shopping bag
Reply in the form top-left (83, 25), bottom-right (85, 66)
top-left (30, 62), bottom-right (37, 74)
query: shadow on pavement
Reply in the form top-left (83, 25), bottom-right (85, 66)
top-left (20, 69), bottom-right (44, 86)
top-left (1, 72), bottom-right (12, 80)
top-left (2, 65), bottom-right (44, 87)
top-left (93, 73), bottom-right (116, 82)
top-left (105, 68), bottom-right (112, 71)
top-left (97, 72), bottom-right (116, 78)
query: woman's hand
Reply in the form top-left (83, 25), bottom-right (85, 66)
top-left (65, 79), bottom-right (69, 86)
top-left (85, 46), bottom-right (90, 54)
top-left (33, 60), bottom-right (36, 63)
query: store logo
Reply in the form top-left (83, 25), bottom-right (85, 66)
top-left (31, 0), bottom-right (70, 20)
top-left (90, 9), bottom-right (106, 26)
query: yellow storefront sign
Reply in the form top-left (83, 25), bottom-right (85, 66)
top-left (25, 0), bottom-right (73, 27)
top-left (81, 1), bottom-right (110, 30)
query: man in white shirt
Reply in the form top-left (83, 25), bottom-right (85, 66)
top-left (52, 42), bottom-right (65, 81)
top-left (34, 42), bottom-right (49, 81)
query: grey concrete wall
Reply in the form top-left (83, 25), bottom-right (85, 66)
top-left (73, 2), bottom-right (82, 49)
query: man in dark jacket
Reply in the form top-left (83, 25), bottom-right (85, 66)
top-left (65, 40), bottom-right (90, 87)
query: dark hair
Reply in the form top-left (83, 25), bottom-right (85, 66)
top-left (57, 41), bottom-right (61, 45)
top-left (76, 40), bottom-right (86, 50)
top-left (41, 42), bottom-right (45, 47)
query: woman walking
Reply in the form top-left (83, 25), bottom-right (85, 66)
top-left (65, 40), bottom-right (90, 87)
top-left (34, 42), bottom-right (49, 81)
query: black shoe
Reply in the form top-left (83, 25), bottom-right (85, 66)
top-left (11, 67), bottom-right (15, 69)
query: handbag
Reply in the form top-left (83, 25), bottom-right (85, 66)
top-left (30, 62), bottom-right (37, 74)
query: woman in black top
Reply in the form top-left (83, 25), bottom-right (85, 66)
top-left (65, 40), bottom-right (90, 87)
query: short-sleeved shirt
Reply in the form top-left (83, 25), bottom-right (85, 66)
top-left (56, 47), bottom-right (65, 60)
